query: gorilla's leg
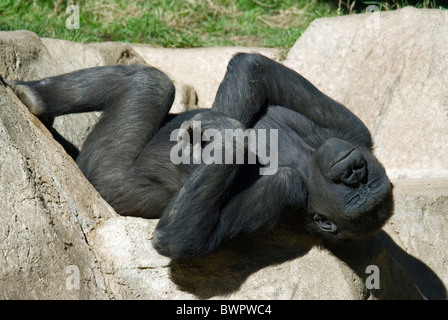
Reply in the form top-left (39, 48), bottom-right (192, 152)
top-left (10, 64), bottom-right (172, 118)
top-left (12, 64), bottom-right (175, 217)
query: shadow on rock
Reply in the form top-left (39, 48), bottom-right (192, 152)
top-left (327, 231), bottom-right (446, 300)
top-left (376, 231), bottom-right (447, 300)
top-left (168, 222), bottom-right (314, 299)
top-left (169, 222), bottom-right (445, 300)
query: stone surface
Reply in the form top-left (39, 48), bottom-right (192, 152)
top-left (381, 178), bottom-right (448, 300)
top-left (0, 84), bottom-right (116, 299)
top-left (92, 216), bottom-right (423, 300)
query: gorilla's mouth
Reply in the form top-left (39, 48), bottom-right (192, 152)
top-left (313, 213), bottom-right (338, 233)
top-left (346, 176), bottom-right (383, 206)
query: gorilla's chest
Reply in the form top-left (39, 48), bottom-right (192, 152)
top-left (254, 106), bottom-right (321, 170)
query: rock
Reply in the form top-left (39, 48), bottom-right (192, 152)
top-left (0, 30), bottom-right (59, 80)
top-left (91, 216), bottom-right (423, 300)
top-left (0, 83), bottom-right (116, 299)
top-left (381, 178), bottom-right (448, 300)
top-left (169, 82), bottom-right (198, 114)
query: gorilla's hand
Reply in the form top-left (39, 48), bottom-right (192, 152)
top-left (177, 110), bottom-right (245, 148)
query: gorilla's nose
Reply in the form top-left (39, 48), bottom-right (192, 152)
top-left (328, 149), bottom-right (366, 186)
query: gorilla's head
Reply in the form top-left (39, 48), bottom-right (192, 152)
top-left (305, 137), bottom-right (394, 241)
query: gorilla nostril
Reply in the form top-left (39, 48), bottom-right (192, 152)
top-left (329, 149), bottom-right (366, 186)
top-left (353, 159), bottom-right (366, 170)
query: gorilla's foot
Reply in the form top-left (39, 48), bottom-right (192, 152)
top-left (9, 81), bottom-right (46, 117)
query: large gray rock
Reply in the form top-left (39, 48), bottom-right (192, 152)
top-left (0, 82), bottom-right (117, 299)
top-left (382, 178), bottom-right (448, 299)
top-left (92, 215), bottom-right (425, 300)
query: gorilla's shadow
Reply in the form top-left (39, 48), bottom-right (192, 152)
top-left (376, 231), bottom-right (447, 300)
top-left (169, 224), bottom-right (446, 299)
top-left (327, 231), bottom-right (446, 300)
top-left (168, 221), bottom-right (314, 299)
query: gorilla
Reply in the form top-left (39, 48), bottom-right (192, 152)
top-left (6, 53), bottom-right (394, 259)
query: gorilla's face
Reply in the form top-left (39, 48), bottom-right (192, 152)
top-left (305, 138), bottom-right (394, 241)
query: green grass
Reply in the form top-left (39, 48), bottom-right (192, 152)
top-left (0, 0), bottom-right (446, 51)
top-left (0, 0), bottom-right (335, 49)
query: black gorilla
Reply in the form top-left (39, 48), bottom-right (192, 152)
top-left (8, 53), bottom-right (394, 259)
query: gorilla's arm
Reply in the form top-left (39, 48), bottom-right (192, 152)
top-left (153, 130), bottom-right (305, 259)
top-left (212, 53), bottom-right (372, 149)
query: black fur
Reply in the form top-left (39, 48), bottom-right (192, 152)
top-left (9, 53), bottom-right (394, 259)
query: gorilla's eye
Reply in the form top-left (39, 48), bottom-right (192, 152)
top-left (313, 214), bottom-right (338, 233)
